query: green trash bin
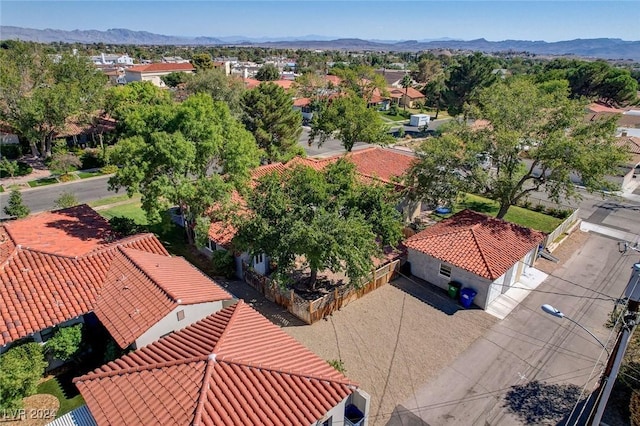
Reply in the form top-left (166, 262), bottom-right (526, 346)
top-left (448, 281), bottom-right (461, 299)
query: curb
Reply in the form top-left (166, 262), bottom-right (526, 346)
top-left (1, 174), bottom-right (114, 194)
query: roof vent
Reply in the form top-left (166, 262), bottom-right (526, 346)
top-left (176, 299), bottom-right (182, 304)
top-left (208, 353), bottom-right (217, 362)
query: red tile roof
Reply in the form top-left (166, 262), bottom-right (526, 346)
top-left (0, 205), bottom-right (208, 347)
top-left (405, 210), bottom-right (545, 280)
top-left (93, 248), bottom-right (232, 348)
top-left (617, 136), bottom-right (640, 155)
top-left (75, 302), bottom-right (357, 426)
top-left (208, 148), bottom-right (415, 246)
top-left (244, 79), bottom-right (294, 90)
top-left (293, 97), bottom-right (311, 107)
top-left (126, 63), bottom-right (195, 73)
top-left (388, 87), bottom-right (425, 99)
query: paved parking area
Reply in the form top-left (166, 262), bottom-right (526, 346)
top-left (283, 275), bottom-right (497, 425)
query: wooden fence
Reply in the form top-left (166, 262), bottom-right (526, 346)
top-left (544, 208), bottom-right (580, 251)
top-left (242, 259), bottom-right (401, 324)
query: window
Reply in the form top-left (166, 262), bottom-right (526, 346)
top-left (254, 254), bottom-right (263, 264)
top-left (176, 310), bottom-right (185, 321)
top-left (439, 264), bottom-right (452, 278)
top-left (321, 417), bottom-right (332, 426)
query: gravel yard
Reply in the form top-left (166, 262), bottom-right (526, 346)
top-left (284, 275), bottom-right (497, 425)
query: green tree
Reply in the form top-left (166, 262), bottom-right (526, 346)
top-left (236, 160), bottom-right (401, 289)
top-left (599, 68), bottom-right (638, 106)
top-left (105, 81), bottom-right (172, 122)
top-left (49, 152), bottom-right (82, 176)
top-left (191, 53), bottom-right (214, 71)
top-left (54, 191), bottom-right (79, 209)
top-left (310, 93), bottom-right (392, 152)
top-left (0, 158), bottom-right (20, 182)
top-left (108, 93), bottom-right (261, 241)
top-left (241, 82), bottom-right (303, 163)
top-left (404, 132), bottom-right (476, 209)
top-left (400, 74), bottom-right (412, 111)
top-left (4, 190), bottom-right (30, 218)
top-left (0, 42), bottom-right (106, 157)
top-left (255, 63), bottom-right (281, 81)
top-left (160, 71), bottom-right (189, 88)
top-left (0, 342), bottom-right (47, 409)
top-left (333, 65), bottom-right (388, 103)
top-left (45, 324), bottom-right (83, 361)
top-left (430, 78), bottom-right (627, 218)
top-left (412, 58), bottom-right (444, 85)
top-left (444, 52), bottom-right (498, 116)
top-left (184, 68), bottom-right (246, 116)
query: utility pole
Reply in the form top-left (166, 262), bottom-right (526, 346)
top-left (588, 263), bottom-right (640, 425)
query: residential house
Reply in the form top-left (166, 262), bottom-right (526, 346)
top-left (243, 78), bottom-right (294, 91)
top-left (0, 205), bottom-right (232, 359)
top-left (375, 70), bottom-right (414, 88)
top-left (615, 132), bottom-right (640, 190)
top-left (405, 210), bottom-right (545, 309)
top-left (75, 301), bottom-right (370, 426)
top-left (388, 87), bottom-right (425, 109)
top-left (161, 56), bottom-right (191, 64)
top-left (91, 54), bottom-right (134, 66)
top-left (92, 248), bottom-right (234, 349)
top-left (206, 148), bottom-right (419, 278)
top-left (125, 63), bottom-right (195, 87)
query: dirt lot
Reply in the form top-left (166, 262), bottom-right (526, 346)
top-left (283, 276), bottom-right (497, 425)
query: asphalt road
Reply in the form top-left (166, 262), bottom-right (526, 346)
top-left (391, 232), bottom-right (636, 425)
top-left (0, 175), bottom-right (117, 219)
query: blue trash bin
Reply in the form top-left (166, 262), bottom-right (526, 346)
top-left (459, 288), bottom-right (477, 309)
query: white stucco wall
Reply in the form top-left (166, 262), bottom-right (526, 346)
top-left (135, 301), bottom-right (225, 348)
top-left (312, 389), bottom-right (371, 426)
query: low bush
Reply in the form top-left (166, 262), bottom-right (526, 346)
top-left (46, 324), bottom-right (83, 362)
top-left (0, 144), bottom-right (22, 159)
top-left (0, 161), bottom-right (32, 178)
top-left (211, 249), bottom-right (236, 278)
top-left (109, 216), bottom-right (145, 236)
top-left (100, 164), bottom-right (118, 174)
top-left (532, 204), bottom-right (546, 213)
top-left (80, 148), bottom-right (106, 170)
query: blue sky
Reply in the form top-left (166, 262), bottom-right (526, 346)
top-left (1, 1), bottom-right (638, 42)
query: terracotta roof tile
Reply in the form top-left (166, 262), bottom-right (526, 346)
top-left (388, 87), bottom-right (424, 99)
top-left (617, 136), bottom-right (640, 155)
top-left (75, 302), bottom-right (356, 425)
top-left (405, 210), bottom-right (545, 280)
top-left (0, 206), bottom-right (182, 347)
top-left (93, 248), bottom-right (232, 348)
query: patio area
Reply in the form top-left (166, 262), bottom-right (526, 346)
top-left (283, 275), bottom-right (498, 426)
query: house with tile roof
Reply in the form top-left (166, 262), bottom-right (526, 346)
top-left (125, 62), bottom-right (195, 87)
top-left (388, 87), bottom-right (425, 109)
top-left (205, 148), bottom-right (419, 278)
top-left (405, 210), bottom-right (545, 309)
top-left (75, 301), bottom-right (370, 426)
top-left (0, 205), bottom-right (233, 357)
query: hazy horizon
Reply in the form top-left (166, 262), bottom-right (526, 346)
top-left (1, 1), bottom-right (639, 43)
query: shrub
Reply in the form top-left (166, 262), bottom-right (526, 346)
top-left (0, 342), bottom-right (47, 409)
top-left (211, 249), bottom-right (236, 278)
top-left (519, 199), bottom-right (532, 209)
top-left (109, 216), bottom-right (144, 236)
top-left (0, 160), bottom-right (31, 178)
top-left (80, 149), bottom-right (106, 170)
top-left (50, 152), bottom-right (82, 176)
top-left (0, 144), bottom-right (22, 159)
top-left (45, 324), bottom-right (83, 361)
top-left (100, 164), bottom-right (118, 174)
top-left (327, 359), bottom-right (346, 374)
top-left (54, 191), bottom-right (79, 209)
top-left (532, 204), bottom-right (545, 213)
top-left (4, 190), bottom-right (29, 218)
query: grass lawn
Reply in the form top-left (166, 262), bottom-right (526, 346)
top-left (88, 193), bottom-right (140, 208)
top-left (77, 170), bottom-right (104, 179)
top-left (379, 111), bottom-right (408, 122)
top-left (100, 201), bottom-right (148, 225)
top-left (0, 186), bottom-right (4, 193)
top-left (27, 177), bottom-right (59, 187)
top-left (36, 376), bottom-right (84, 417)
top-left (437, 193), bottom-right (562, 233)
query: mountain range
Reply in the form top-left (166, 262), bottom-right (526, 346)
top-left (2, 26), bottom-right (640, 61)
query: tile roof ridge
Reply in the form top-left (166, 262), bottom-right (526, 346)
top-left (210, 301), bottom-right (244, 354)
top-left (84, 232), bottom-right (159, 256)
top-left (468, 227), bottom-right (494, 279)
top-left (218, 357), bottom-right (358, 388)
top-left (117, 247), bottom-right (182, 303)
top-left (74, 356), bottom-right (207, 383)
top-left (0, 245), bottom-right (19, 271)
top-left (192, 355), bottom-right (217, 426)
top-left (8, 245), bottom-right (82, 261)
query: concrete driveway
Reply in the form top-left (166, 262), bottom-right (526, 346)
top-left (283, 275), bottom-right (497, 426)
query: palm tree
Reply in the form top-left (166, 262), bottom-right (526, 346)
top-left (401, 74), bottom-right (412, 112)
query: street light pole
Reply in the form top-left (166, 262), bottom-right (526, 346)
top-left (541, 304), bottom-right (610, 357)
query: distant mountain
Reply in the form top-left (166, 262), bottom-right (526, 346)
top-left (1, 26), bottom-right (639, 61)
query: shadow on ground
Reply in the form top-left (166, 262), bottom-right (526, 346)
top-left (390, 274), bottom-right (468, 316)
top-left (385, 405), bottom-right (431, 425)
top-left (503, 380), bottom-right (585, 425)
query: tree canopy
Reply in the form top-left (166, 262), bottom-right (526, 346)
top-left (408, 77), bottom-right (627, 218)
top-left (332, 65), bottom-right (388, 103)
top-left (184, 68), bottom-right (246, 116)
top-left (191, 53), bottom-right (214, 71)
top-left (0, 342), bottom-right (47, 410)
top-left (235, 160), bottom-right (402, 289)
top-left (104, 81), bottom-right (172, 123)
top-left (108, 93), bottom-right (261, 229)
top-left (255, 63), bottom-right (281, 81)
top-left (309, 93), bottom-right (392, 152)
top-left (444, 52), bottom-right (498, 117)
top-left (0, 41), bottom-right (107, 157)
top-left (241, 82), bottom-right (304, 163)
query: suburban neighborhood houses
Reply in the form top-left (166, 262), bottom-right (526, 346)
top-left (0, 11), bottom-right (640, 426)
